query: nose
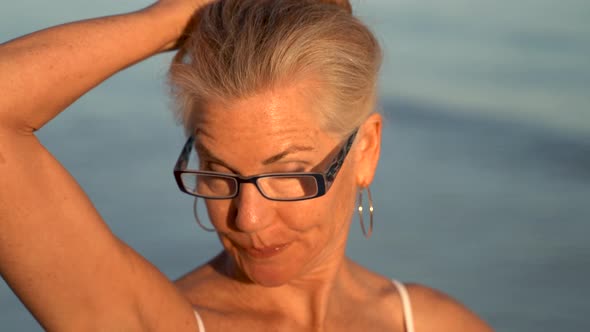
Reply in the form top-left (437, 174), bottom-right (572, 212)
top-left (231, 182), bottom-right (273, 233)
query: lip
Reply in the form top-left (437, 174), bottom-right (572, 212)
top-left (243, 243), bottom-right (291, 259)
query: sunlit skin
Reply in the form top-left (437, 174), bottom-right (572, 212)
top-left (196, 82), bottom-right (365, 287)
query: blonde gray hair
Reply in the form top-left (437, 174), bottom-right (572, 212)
top-left (169, 0), bottom-right (382, 137)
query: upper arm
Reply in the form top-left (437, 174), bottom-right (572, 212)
top-left (407, 283), bottom-right (495, 332)
top-left (0, 130), bottom-right (198, 330)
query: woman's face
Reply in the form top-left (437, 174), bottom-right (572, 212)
top-left (193, 83), bottom-right (374, 287)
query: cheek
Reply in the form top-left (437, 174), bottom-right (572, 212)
top-left (315, 171), bottom-right (358, 234)
top-left (276, 201), bottom-right (324, 230)
top-left (278, 171), bottom-right (358, 235)
top-left (281, 191), bottom-right (354, 240)
top-left (204, 199), bottom-right (233, 229)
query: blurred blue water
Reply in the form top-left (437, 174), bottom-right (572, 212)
top-left (2, 0), bottom-right (590, 331)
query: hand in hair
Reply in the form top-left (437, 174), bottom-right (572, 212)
top-left (146, 0), bottom-right (214, 51)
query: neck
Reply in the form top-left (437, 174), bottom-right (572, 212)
top-left (212, 244), bottom-right (354, 328)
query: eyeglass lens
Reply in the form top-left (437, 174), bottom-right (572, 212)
top-left (180, 173), bottom-right (320, 199)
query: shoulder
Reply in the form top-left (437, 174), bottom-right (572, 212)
top-left (404, 283), bottom-right (494, 332)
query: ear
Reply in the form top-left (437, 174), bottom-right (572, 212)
top-left (354, 113), bottom-right (382, 188)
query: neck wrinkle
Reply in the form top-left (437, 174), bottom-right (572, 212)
top-left (214, 242), bottom-right (352, 329)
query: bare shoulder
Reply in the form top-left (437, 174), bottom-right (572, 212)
top-left (405, 283), bottom-right (495, 332)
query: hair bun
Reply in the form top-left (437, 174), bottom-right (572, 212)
top-left (320, 0), bottom-right (352, 14)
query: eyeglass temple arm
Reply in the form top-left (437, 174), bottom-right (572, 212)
top-left (174, 136), bottom-right (195, 172)
top-left (324, 129), bottom-right (358, 184)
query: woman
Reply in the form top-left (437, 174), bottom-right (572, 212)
top-left (0, 0), bottom-right (493, 330)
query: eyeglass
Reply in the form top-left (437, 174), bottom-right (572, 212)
top-left (173, 129), bottom-right (358, 201)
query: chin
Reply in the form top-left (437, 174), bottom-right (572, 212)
top-left (239, 257), bottom-right (299, 287)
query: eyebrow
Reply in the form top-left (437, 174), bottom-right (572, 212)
top-left (262, 145), bottom-right (315, 165)
top-left (195, 143), bottom-right (237, 171)
top-left (195, 142), bottom-right (315, 168)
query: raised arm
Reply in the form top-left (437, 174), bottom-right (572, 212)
top-left (0, 1), bottom-right (207, 330)
top-left (0, 1), bottom-right (202, 131)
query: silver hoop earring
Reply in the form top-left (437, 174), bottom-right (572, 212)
top-left (357, 187), bottom-right (374, 239)
top-left (193, 197), bottom-right (216, 232)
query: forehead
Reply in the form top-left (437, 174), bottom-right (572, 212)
top-left (195, 83), bottom-right (328, 148)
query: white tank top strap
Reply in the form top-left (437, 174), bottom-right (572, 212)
top-left (392, 279), bottom-right (415, 332)
top-left (193, 308), bottom-right (206, 332)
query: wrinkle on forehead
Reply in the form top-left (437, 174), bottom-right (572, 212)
top-left (192, 82), bottom-right (331, 170)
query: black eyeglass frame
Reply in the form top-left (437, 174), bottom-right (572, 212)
top-left (173, 129), bottom-right (358, 202)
